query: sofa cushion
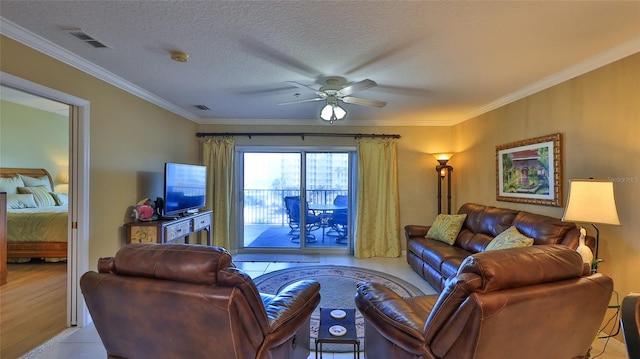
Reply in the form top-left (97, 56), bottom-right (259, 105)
top-left (455, 230), bottom-right (494, 254)
top-left (458, 203), bottom-right (518, 237)
top-left (456, 204), bottom-right (518, 252)
top-left (512, 211), bottom-right (575, 245)
top-left (426, 214), bottom-right (467, 245)
top-left (408, 237), bottom-right (469, 279)
top-left (485, 226), bottom-right (534, 251)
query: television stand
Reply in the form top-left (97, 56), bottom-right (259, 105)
top-left (125, 210), bottom-right (212, 246)
top-left (160, 215), bottom-right (180, 221)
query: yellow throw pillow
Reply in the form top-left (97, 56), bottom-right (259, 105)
top-left (426, 214), bottom-right (467, 245)
top-left (485, 226), bottom-right (534, 251)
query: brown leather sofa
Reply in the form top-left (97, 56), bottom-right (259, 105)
top-left (80, 243), bottom-right (321, 359)
top-left (405, 203), bottom-right (595, 292)
top-left (355, 245), bottom-right (613, 359)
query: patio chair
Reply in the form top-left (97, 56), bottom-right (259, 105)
top-left (333, 194), bottom-right (348, 207)
top-left (328, 195), bottom-right (348, 243)
top-left (284, 196), bottom-right (321, 243)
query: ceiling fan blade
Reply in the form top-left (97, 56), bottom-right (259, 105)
top-left (286, 81), bottom-right (324, 96)
top-left (342, 96), bottom-right (387, 108)
top-left (337, 79), bottom-right (377, 97)
top-left (278, 97), bottom-right (325, 105)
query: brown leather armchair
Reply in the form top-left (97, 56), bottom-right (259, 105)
top-left (80, 243), bottom-right (321, 359)
top-left (355, 245), bottom-right (612, 359)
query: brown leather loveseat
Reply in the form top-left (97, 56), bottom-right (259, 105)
top-left (355, 245), bottom-right (613, 359)
top-left (405, 203), bottom-right (594, 292)
top-left (80, 243), bottom-right (321, 359)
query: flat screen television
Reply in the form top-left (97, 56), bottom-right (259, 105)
top-left (163, 162), bottom-right (207, 217)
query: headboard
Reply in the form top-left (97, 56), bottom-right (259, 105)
top-left (0, 168), bottom-right (55, 190)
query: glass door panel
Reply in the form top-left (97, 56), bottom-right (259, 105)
top-left (240, 150), bottom-right (352, 251)
top-left (306, 152), bottom-right (350, 248)
top-left (242, 152), bottom-right (303, 248)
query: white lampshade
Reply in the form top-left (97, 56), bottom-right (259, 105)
top-left (562, 179), bottom-right (620, 225)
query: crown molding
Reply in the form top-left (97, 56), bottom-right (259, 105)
top-left (0, 17), bottom-right (199, 122)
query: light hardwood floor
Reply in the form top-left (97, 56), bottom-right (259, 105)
top-left (0, 261), bottom-right (67, 359)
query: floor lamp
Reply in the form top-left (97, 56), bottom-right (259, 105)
top-left (434, 153), bottom-right (454, 215)
top-left (562, 179), bottom-right (620, 273)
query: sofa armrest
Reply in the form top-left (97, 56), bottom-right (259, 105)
top-left (356, 282), bottom-right (435, 352)
top-left (405, 225), bottom-right (431, 238)
top-left (263, 279), bottom-right (321, 334)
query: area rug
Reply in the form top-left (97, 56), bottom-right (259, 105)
top-left (254, 265), bottom-right (425, 352)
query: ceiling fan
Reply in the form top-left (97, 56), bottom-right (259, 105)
top-left (278, 76), bottom-right (387, 123)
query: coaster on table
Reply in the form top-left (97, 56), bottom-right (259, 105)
top-left (330, 309), bottom-right (347, 319)
top-left (329, 325), bottom-right (347, 337)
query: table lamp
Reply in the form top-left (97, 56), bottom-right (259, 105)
top-left (562, 179), bottom-right (620, 273)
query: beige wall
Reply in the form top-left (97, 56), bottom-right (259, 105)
top-left (0, 100), bottom-right (69, 190)
top-left (452, 52), bottom-right (640, 312)
top-left (0, 36), bottom-right (200, 269)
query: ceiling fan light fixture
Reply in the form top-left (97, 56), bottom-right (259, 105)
top-left (320, 103), bottom-right (346, 124)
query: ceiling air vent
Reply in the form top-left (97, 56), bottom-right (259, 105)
top-left (194, 105), bottom-right (211, 111)
top-left (63, 28), bottom-right (110, 48)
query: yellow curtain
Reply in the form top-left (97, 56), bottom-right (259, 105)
top-left (354, 137), bottom-right (401, 258)
top-left (201, 137), bottom-right (234, 249)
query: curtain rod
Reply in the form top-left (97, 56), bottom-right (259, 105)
top-left (196, 132), bottom-right (400, 140)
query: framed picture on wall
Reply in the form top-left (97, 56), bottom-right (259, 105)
top-left (496, 133), bottom-right (562, 207)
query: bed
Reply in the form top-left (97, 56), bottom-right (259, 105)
top-left (0, 168), bottom-right (68, 260)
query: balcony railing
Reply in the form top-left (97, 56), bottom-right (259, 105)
top-left (243, 189), bottom-right (347, 224)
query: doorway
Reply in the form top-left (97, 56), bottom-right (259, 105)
top-left (0, 72), bottom-right (91, 330)
top-left (239, 148), bottom-right (355, 253)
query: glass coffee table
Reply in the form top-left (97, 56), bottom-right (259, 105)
top-left (315, 308), bottom-right (360, 359)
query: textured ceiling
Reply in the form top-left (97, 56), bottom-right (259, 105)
top-left (1, 1), bottom-right (639, 126)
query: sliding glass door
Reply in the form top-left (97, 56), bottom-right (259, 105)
top-left (239, 148), bottom-right (354, 252)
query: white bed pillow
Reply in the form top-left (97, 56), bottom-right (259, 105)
top-left (7, 193), bottom-right (38, 209)
top-left (0, 175), bottom-right (26, 194)
top-left (19, 174), bottom-right (53, 192)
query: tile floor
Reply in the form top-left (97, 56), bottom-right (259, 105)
top-left (21, 254), bottom-right (628, 359)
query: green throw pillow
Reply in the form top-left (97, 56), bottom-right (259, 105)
top-left (485, 226), bottom-right (534, 251)
top-left (426, 214), bottom-right (467, 245)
